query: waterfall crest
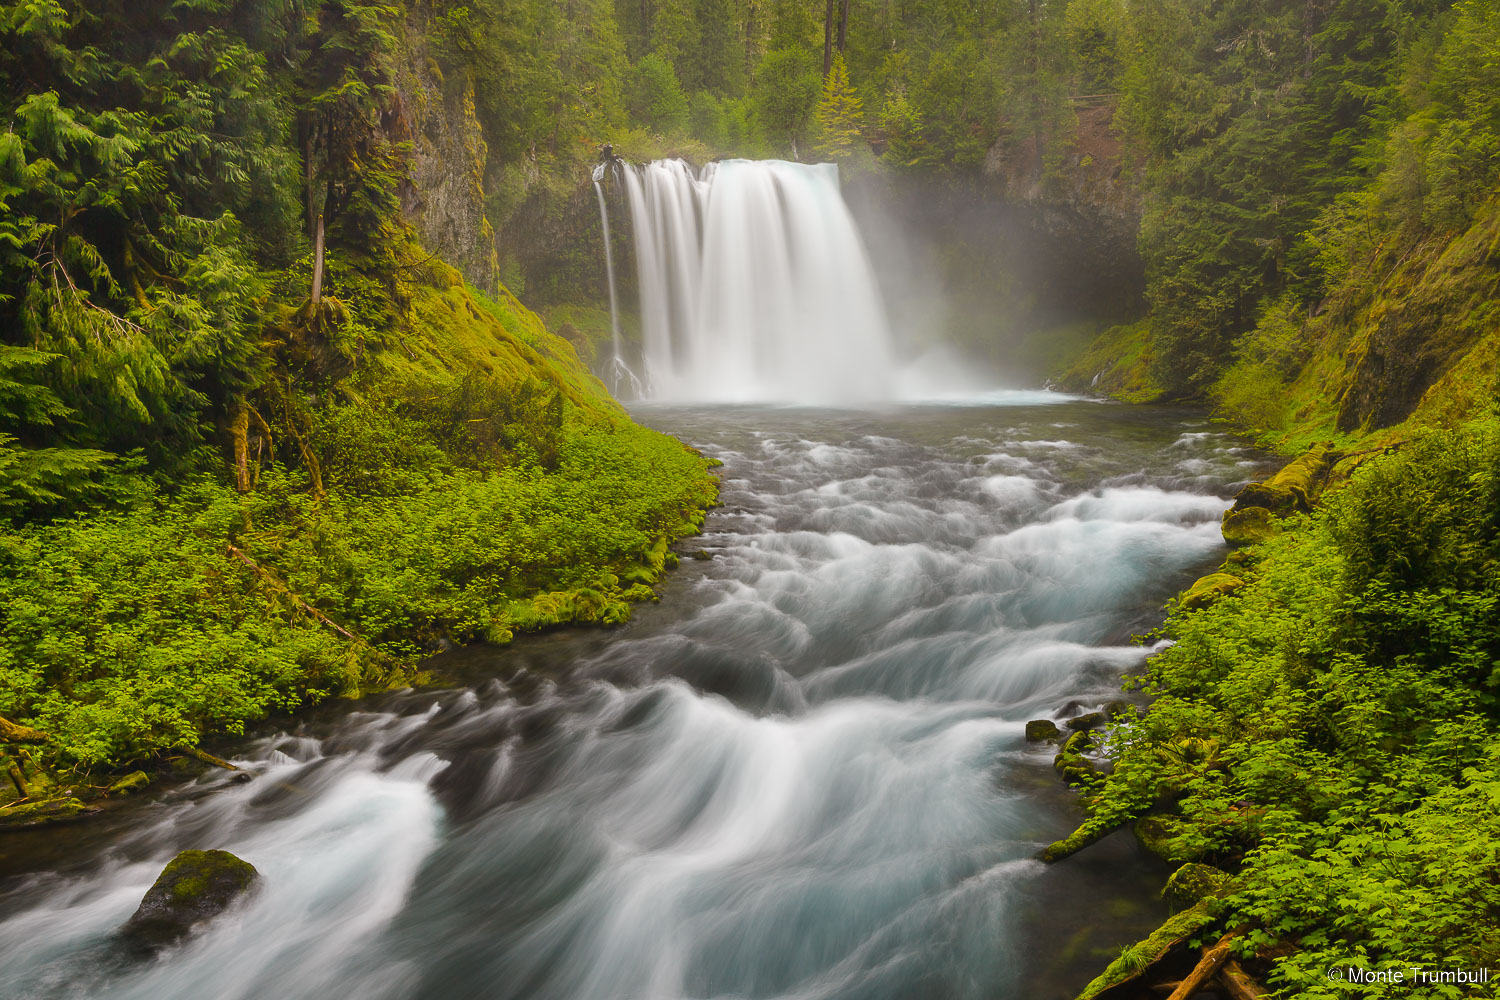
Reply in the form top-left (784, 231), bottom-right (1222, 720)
top-left (619, 158), bottom-right (896, 404)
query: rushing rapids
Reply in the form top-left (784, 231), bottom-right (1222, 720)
top-left (0, 397), bottom-right (1265, 1000)
top-left (616, 159), bottom-right (896, 404)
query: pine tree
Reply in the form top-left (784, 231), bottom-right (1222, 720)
top-left (811, 52), bottom-right (863, 160)
top-left (878, 86), bottom-right (929, 169)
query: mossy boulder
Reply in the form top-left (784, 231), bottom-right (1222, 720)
top-left (1066, 711), bottom-right (1106, 731)
top-left (1221, 506), bottom-right (1277, 547)
top-left (1231, 480), bottom-right (1309, 514)
top-left (0, 795), bottom-right (86, 828)
top-left (1026, 719), bottom-right (1063, 742)
top-left (123, 850), bottom-right (260, 948)
top-left (108, 771), bottom-right (150, 796)
top-left (1179, 572), bottom-right (1245, 611)
top-left (1163, 862), bottom-right (1236, 909)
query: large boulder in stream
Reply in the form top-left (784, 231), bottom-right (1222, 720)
top-left (122, 850), bottom-right (260, 948)
top-left (1025, 719), bottom-right (1062, 742)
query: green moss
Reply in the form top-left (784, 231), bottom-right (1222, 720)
top-left (108, 771), bottom-right (150, 796)
top-left (1179, 572), bottom-right (1245, 611)
top-left (1026, 719), bottom-right (1063, 742)
top-left (1073, 898), bottom-right (1219, 999)
top-left (1052, 320), bottom-right (1165, 402)
top-left (1162, 863), bottom-right (1236, 909)
top-left (0, 795), bottom-right (86, 827)
top-left (1221, 506), bottom-right (1277, 547)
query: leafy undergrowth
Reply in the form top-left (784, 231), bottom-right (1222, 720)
top-left (1069, 412), bottom-right (1500, 996)
top-left (0, 260), bottom-right (716, 774)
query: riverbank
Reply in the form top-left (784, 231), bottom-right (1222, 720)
top-left (0, 256), bottom-right (719, 830)
top-left (1046, 242), bottom-right (1500, 995)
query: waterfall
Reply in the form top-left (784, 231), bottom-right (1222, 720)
top-left (619, 158), bottom-right (896, 404)
top-left (591, 162), bottom-right (643, 398)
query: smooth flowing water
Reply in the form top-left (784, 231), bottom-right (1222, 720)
top-left (0, 396), bottom-right (1265, 1000)
top-left (620, 159), bottom-right (895, 403)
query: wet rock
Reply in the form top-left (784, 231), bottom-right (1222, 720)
top-left (0, 795), bottom-right (87, 828)
top-left (1104, 700), bottom-right (1135, 720)
top-left (123, 850), bottom-right (260, 949)
top-left (1221, 505), bottom-right (1277, 547)
top-left (690, 549), bottom-right (714, 561)
top-left (1025, 719), bottom-right (1062, 742)
top-left (1066, 712), bottom-right (1106, 731)
top-left (108, 771), bottom-right (150, 796)
top-left (1179, 572), bottom-right (1245, 611)
top-left (1232, 481), bottom-right (1306, 514)
top-left (1163, 862), bottom-right (1236, 909)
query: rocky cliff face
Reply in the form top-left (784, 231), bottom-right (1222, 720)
top-left (396, 26), bottom-right (499, 294)
top-left (980, 100), bottom-right (1144, 323)
top-left (1335, 196), bottom-right (1500, 431)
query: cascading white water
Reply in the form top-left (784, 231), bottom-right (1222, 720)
top-left (620, 159), bottom-right (896, 404)
top-left (591, 163), bottom-right (644, 398)
top-left (591, 163), bottom-right (624, 367)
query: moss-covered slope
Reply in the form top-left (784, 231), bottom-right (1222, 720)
top-left (0, 250), bottom-right (717, 797)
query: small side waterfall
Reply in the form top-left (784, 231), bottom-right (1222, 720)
top-left (619, 158), bottom-right (896, 404)
top-left (591, 162), bottom-right (643, 398)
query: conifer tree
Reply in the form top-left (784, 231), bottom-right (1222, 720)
top-left (811, 52), bottom-right (863, 160)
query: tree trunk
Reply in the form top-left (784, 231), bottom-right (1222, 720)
top-left (744, 0), bottom-right (757, 82)
top-left (230, 404), bottom-right (251, 493)
top-left (823, 0), bottom-right (835, 77)
top-left (183, 745), bottom-right (240, 772)
top-left (1219, 961), bottom-right (1269, 1000)
top-left (1166, 936), bottom-right (1238, 1000)
top-left (304, 133), bottom-right (316, 235)
top-left (311, 214), bottom-right (325, 306)
top-left (838, 0), bottom-right (850, 51)
top-left (0, 717), bottom-right (49, 745)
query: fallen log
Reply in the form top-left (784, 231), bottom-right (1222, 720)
top-left (0, 717), bottom-right (50, 744)
top-left (1038, 819), bottom-right (1126, 862)
top-left (183, 745), bottom-right (240, 772)
top-left (1166, 934), bottom-right (1238, 1000)
top-left (1219, 960), bottom-right (1269, 1000)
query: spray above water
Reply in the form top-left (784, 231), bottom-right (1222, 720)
top-left (613, 158), bottom-right (897, 404)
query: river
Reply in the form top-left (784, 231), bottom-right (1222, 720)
top-left (0, 393), bottom-right (1264, 1000)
